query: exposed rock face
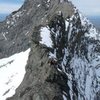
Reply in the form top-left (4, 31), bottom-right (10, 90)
top-left (0, 0), bottom-right (100, 100)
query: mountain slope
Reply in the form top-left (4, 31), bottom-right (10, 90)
top-left (0, 0), bottom-right (100, 100)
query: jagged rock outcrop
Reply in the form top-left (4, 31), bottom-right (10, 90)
top-left (0, 0), bottom-right (100, 100)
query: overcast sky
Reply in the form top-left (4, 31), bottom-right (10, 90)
top-left (71, 0), bottom-right (100, 16)
top-left (0, 0), bottom-right (100, 16)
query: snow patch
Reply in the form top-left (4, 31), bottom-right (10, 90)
top-left (37, 4), bottom-right (41, 7)
top-left (40, 27), bottom-right (52, 47)
top-left (60, 0), bottom-right (64, 3)
top-left (65, 21), bottom-right (69, 31)
top-left (2, 32), bottom-right (7, 40)
top-left (47, 0), bottom-right (50, 3)
top-left (63, 95), bottom-right (67, 100)
top-left (49, 52), bottom-right (56, 59)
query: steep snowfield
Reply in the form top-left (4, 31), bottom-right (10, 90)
top-left (0, 49), bottom-right (30, 100)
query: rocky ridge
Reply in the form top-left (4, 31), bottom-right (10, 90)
top-left (0, 0), bottom-right (100, 100)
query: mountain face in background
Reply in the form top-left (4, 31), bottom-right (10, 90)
top-left (0, 0), bottom-right (100, 100)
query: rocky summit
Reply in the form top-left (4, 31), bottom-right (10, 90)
top-left (0, 0), bottom-right (100, 100)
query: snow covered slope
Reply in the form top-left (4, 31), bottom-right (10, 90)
top-left (39, 9), bottom-right (100, 100)
top-left (0, 49), bottom-right (30, 100)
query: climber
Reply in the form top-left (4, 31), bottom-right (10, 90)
top-left (48, 57), bottom-right (58, 65)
